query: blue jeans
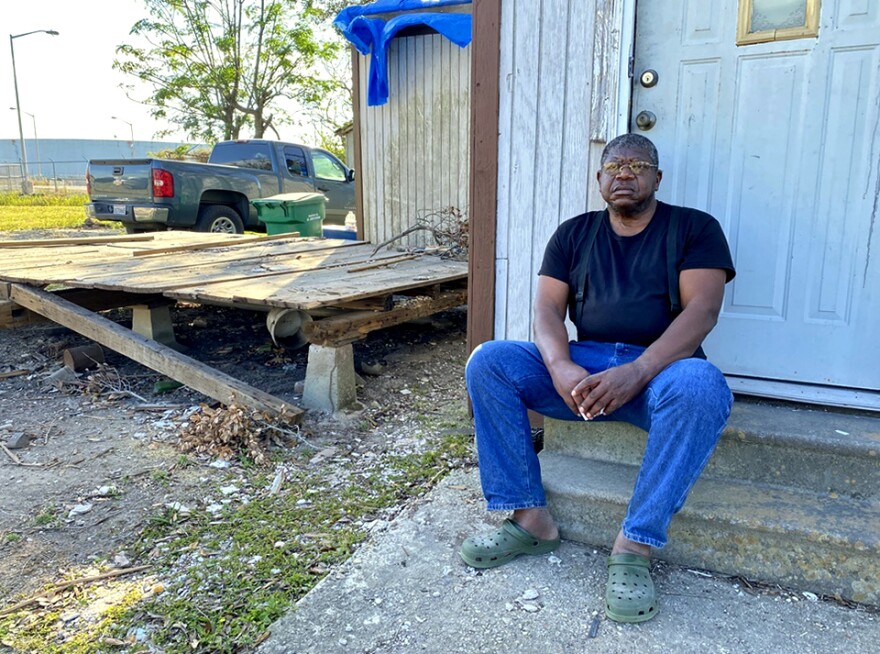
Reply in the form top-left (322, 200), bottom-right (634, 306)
top-left (465, 340), bottom-right (733, 548)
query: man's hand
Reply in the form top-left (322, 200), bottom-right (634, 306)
top-left (548, 360), bottom-right (591, 415)
top-left (571, 361), bottom-right (649, 419)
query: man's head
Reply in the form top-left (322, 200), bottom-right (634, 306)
top-left (597, 134), bottom-right (662, 217)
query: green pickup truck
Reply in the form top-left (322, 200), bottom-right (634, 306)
top-left (85, 140), bottom-right (356, 233)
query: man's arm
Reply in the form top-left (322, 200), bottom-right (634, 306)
top-left (572, 268), bottom-right (727, 418)
top-left (533, 275), bottom-right (589, 415)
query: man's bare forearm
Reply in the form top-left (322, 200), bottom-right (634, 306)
top-left (533, 307), bottom-right (572, 370)
top-left (633, 301), bottom-right (719, 382)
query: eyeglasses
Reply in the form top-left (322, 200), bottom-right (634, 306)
top-left (601, 160), bottom-right (658, 176)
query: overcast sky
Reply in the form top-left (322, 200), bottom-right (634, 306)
top-left (3, 0), bottom-right (329, 144)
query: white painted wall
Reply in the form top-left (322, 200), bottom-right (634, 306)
top-left (494, 0), bottom-right (623, 341)
top-left (357, 35), bottom-right (471, 250)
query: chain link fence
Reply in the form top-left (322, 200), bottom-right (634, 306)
top-left (0, 160), bottom-right (88, 194)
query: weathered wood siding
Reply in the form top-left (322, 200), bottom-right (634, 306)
top-left (357, 36), bottom-right (471, 250)
top-left (494, 0), bottom-right (625, 341)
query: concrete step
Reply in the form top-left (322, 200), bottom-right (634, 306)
top-left (545, 401), bottom-right (880, 499)
top-left (540, 451), bottom-right (880, 605)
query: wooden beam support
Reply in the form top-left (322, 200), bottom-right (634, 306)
top-left (330, 295), bottom-right (394, 311)
top-left (468, 0), bottom-right (502, 355)
top-left (55, 288), bottom-right (167, 312)
top-left (9, 283), bottom-right (301, 420)
top-left (396, 280), bottom-right (467, 299)
top-left (303, 289), bottom-right (467, 347)
top-left (0, 285), bottom-right (167, 330)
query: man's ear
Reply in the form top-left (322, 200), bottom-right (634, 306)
top-left (655, 169), bottom-right (663, 190)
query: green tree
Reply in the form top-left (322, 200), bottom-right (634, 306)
top-left (115, 0), bottom-right (339, 142)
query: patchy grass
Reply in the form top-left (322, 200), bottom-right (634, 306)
top-left (0, 431), bottom-right (475, 654)
top-left (0, 192), bottom-right (89, 207)
top-left (32, 504), bottom-right (61, 528)
top-left (0, 206), bottom-right (91, 231)
top-left (0, 192), bottom-right (112, 231)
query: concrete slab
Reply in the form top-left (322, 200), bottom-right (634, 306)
top-left (257, 469), bottom-right (879, 654)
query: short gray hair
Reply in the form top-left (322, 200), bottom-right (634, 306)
top-left (601, 134), bottom-right (659, 166)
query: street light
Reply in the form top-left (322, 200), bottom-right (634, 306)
top-left (9, 107), bottom-right (40, 178)
top-left (111, 116), bottom-right (135, 156)
top-left (10, 28), bottom-right (58, 194)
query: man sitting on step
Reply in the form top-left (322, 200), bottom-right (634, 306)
top-left (460, 133), bottom-right (736, 623)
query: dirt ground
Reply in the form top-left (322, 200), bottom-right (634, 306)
top-left (0, 232), bottom-right (470, 610)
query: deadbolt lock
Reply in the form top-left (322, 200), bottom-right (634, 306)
top-left (640, 69), bottom-right (659, 88)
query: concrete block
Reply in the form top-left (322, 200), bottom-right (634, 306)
top-left (132, 303), bottom-right (184, 351)
top-left (302, 344), bottom-right (357, 413)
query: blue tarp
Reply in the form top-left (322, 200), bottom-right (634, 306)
top-left (335, 0), bottom-right (473, 106)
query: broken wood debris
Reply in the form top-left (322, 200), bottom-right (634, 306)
top-left (0, 369), bottom-right (29, 379)
top-left (8, 284), bottom-right (301, 420)
top-left (370, 206), bottom-right (468, 259)
top-left (304, 288), bottom-right (467, 347)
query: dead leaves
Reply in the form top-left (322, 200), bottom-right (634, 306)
top-left (178, 402), bottom-right (301, 466)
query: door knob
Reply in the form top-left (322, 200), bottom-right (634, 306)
top-left (635, 111), bottom-right (657, 131)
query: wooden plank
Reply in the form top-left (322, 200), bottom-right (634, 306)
top-left (131, 232), bottom-right (304, 257)
top-left (331, 295), bottom-right (394, 311)
top-left (468, 0), bottom-right (502, 354)
top-left (351, 45), bottom-right (365, 239)
top-left (163, 257), bottom-right (467, 310)
top-left (531, 0), bottom-right (568, 321)
top-left (0, 233), bottom-right (336, 274)
top-left (0, 234), bottom-right (155, 248)
top-left (590, 0), bottom-right (622, 141)
top-left (560, 2), bottom-right (593, 218)
top-left (304, 288), bottom-right (467, 346)
top-left (0, 240), bottom-right (373, 288)
top-left (458, 41), bottom-right (472, 224)
top-left (8, 284), bottom-right (301, 420)
top-left (57, 246), bottom-right (409, 294)
top-left (504, 0), bottom-right (541, 342)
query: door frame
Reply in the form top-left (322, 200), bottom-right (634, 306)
top-left (618, 0), bottom-right (879, 411)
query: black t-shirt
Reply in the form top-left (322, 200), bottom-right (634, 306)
top-left (538, 201), bottom-right (735, 350)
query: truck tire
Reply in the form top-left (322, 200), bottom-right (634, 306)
top-left (195, 205), bottom-right (244, 234)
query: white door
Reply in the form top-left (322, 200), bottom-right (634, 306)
top-left (632, 0), bottom-right (880, 404)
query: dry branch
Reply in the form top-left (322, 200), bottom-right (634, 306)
top-left (0, 565), bottom-right (151, 617)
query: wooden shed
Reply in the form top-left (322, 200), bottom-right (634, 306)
top-left (468, 0), bottom-right (880, 411)
top-left (347, 2), bottom-right (472, 251)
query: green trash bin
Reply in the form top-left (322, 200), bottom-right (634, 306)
top-left (252, 192), bottom-right (327, 236)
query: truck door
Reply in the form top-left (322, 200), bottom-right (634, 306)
top-left (309, 150), bottom-right (356, 226)
top-left (281, 146), bottom-right (320, 195)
